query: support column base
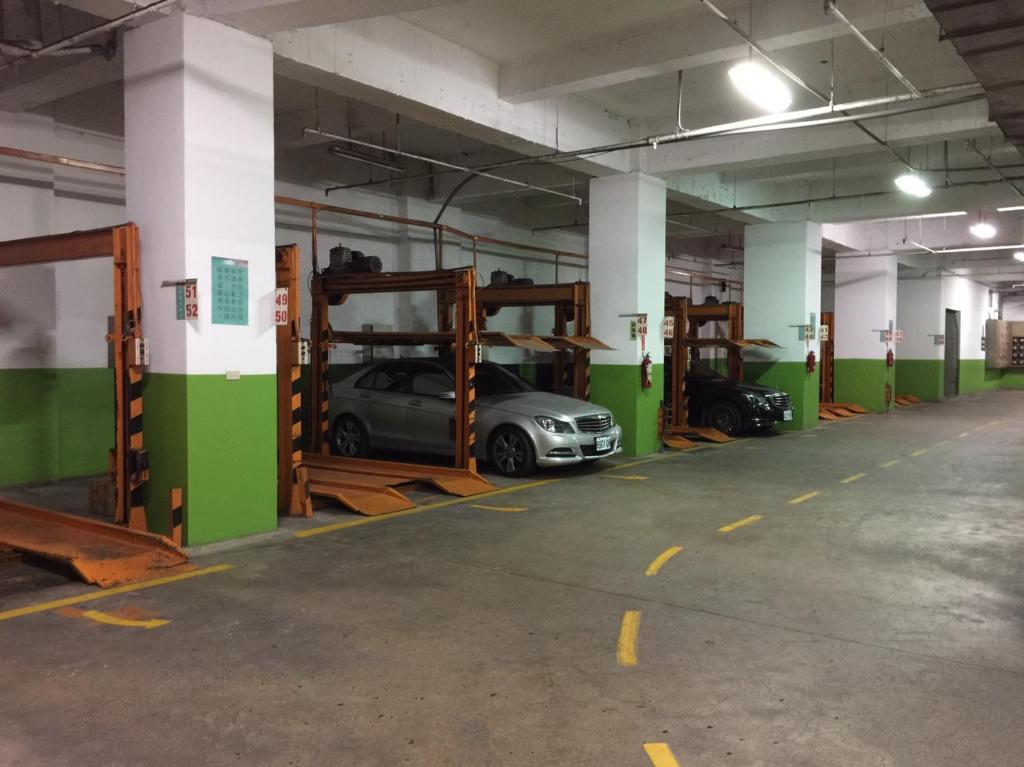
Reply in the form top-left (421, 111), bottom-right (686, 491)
top-left (744, 361), bottom-right (819, 430)
top-left (591, 363), bottom-right (663, 456)
top-left (834, 359), bottom-right (895, 413)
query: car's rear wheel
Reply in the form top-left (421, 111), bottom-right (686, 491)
top-left (704, 401), bottom-right (742, 436)
top-left (332, 414), bottom-right (369, 457)
top-left (489, 426), bottom-right (536, 477)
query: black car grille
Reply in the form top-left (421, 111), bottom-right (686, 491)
top-left (766, 393), bottom-right (792, 411)
top-left (575, 413), bottom-right (613, 433)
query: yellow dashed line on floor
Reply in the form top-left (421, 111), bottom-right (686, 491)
top-left (911, 448), bottom-right (928, 457)
top-left (788, 490), bottom-right (821, 505)
top-left (602, 474), bottom-right (648, 481)
top-left (471, 504), bottom-right (527, 512)
top-left (643, 743), bottom-right (682, 767)
top-left (718, 515), bottom-right (763, 533)
top-left (295, 479), bottom-right (558, 538)
top-left (958, 432), bottom-right (970, 438)
top-left (880, 459), bottom-right (901, 468)
top-left (80, 610), bottom-right (169, 630)
top-left (617, 610), bottom-right (641, 667)
top-left (936, 440), bottom-right (951, 447)
top-left (0, 564), bottom-right (233, 624)
top-left (645, 546), bottom-right (683, 576)
top-left (607, 453), bottom-right (676, 471)
top-left (840, 473), bottom-right (867, 484)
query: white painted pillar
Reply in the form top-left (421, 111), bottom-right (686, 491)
top-left (125, 12), bottom-right (276, 544)
top-left (743, 222), bottom-right (822, 429)
top-left (588, 171), bottom-right (666, 455)
top-left (834, 255), bottom-right (898, 411)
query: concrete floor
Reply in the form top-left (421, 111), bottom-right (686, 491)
top-left (1, 391), bottom-right (1023, 766)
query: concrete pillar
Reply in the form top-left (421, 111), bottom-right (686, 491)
top-left (125, 12), bottom-right (276, 544)
top-left (743, 222), bottom-right (821, 429)
top-left (834, 255), bottom-right (898, 412)
top-left (588, 172), bottom-right (666, 456)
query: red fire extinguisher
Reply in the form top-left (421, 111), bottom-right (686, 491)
top-left (640, 353), bottom-right (653, 389)
top-left (886, 348), bottom-right (894, 368)
top-left (806, 350), bottom-right (816, 374)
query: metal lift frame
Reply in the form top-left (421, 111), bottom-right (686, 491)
top-left (0, 225), bottom-right (148, 529)
top-left (474, 281), bottom-right (604, 401)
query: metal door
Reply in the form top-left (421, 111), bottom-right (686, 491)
top-left (944, 309), bottom-right (960, 398)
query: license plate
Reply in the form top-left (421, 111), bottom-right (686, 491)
top-left (782, 409), bottom-right (793, 422)
top-left (595, 436), bottom-right (612, 452)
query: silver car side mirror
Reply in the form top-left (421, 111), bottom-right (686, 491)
top-left (437, 390), bottom-right (456, 400)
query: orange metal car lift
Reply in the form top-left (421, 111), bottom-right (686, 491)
top-left (305, 266), bottom-right (496, 516)
top-left (0, 225), bottom-right (192, 586)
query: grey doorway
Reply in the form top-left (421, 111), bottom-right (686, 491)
top-left (944, 309), bottom-right (960, 398)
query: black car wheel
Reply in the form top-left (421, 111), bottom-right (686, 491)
top-left (704, 401), bottom-right (742, 436)
top-left (489, 426), bottom-right (536, 477)
top-left (332, 415), bottom-right (369, 457)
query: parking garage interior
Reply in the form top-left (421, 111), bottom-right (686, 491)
top-left (1, 1), bottom-right (1023, 765)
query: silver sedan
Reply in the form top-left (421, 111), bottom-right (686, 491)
top-left (329, 358), bottom-right (623, 476)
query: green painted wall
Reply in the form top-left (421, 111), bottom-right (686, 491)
top-left (591, 363), bottom-right (663, 456)
top-left (834, 359), bottom-right (895, 413)
top-left (143, 372), bottom-right (277, 545)
top-left (958, 360), bottom-right (1004, 394)
top-left (0, 368), bottom-right (113, 486)
top-left (744, 361), bottom-right (818, 430)
top-left (895, 359), bottom-right (943, 402)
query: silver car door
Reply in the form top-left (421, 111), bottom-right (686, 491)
top-left (361, 362), bottom-right (415, 449)
top-left (404, 363), bottom-right (456, 455)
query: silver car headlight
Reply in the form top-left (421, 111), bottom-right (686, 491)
top-left (534, 416), bottom-right (574, 434)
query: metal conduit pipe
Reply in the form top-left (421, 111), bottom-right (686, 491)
top-left (969, 141), bottom-right (1024, 201)
top-left (0, 0), bottom-right (177, 70)
top-left (825, 0), bottom-right (921, 97)
top-left (304, 127), bottom-right (582, 205)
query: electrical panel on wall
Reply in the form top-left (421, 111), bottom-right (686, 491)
top-left (985, 319), bottom-right (1023, 369)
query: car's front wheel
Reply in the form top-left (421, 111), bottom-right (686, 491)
top-left (332, 414), bottom-right (369, 458)
top-left (704, 401), bottom-right (743, 436)
top-left (489, 426), bottom-right (536, 477)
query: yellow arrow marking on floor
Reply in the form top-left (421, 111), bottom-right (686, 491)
top-left (645, 546), bottom-right (683, 576)
top-left (617, 610), bottom-right (641, 667)
top-left (911, 448), bottom-right (928, 457)
top-left (471, 504), bottom-right (527, 512)
top-left (880, 459), bottom-right (901, 468)
top-left (644, 743), bottom-right (682, 767)
top-left (81, 610), bottom-right (169, 630)
top-left (602, 474), bottom-right (648, 481)
top-left (788, 490), bottom-right (821, 505)
top-left (718, 514), bottom-right (763, 533)
top-left (840, 473), bottom-right (867, 484)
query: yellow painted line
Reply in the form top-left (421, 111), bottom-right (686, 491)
top-left (607, 453), bottom-right (676, 471)
top-left (602, 474), bottom-right (648, 481)
top-left (0, 564), bottom-right (233, 624)
top-left (643, 743), bottom-right (682, 767)
top-left (471, 504), bottom-right (527, 512)
top-left (294, 479), bottom-right (558, 538)
top-left (911, 448), bottom-right (928, 457)
top-left (80, 610), bottom-right (169, 630)
top-left (958, 432), bottom-right (970, 438)
top-left (880, 459), bottom-right (901, 468)
top-left (788, 490), bottom-right (821, 505)
top-left (718, 514), bottom-right (763, 533)
top-left (617, 610), bottom-right (641, 667)
top-left (840, 472), bottom-right (867, 484)
top-left (645, 546), bottom-right (683, 576)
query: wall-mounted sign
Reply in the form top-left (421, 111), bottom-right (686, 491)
top-left (212, 257), bottom-right (249, 326)
top-left (176, 282), bottom-right (198, 321)
top-left (934, 334), bottom-right (945, 346)
top-left (274, 287), bottom-right (289, 326)
top-left (895, 329), bottom-right (904, 344)
top-left (817, 324), bottom-right (829, 342)
top-left (663, 316), bottom-right (675, 339)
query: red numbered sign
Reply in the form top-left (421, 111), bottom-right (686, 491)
top-left (183, 283), bottom-right (198, 319)
top-left (274, 287), bottom-right (289, 326)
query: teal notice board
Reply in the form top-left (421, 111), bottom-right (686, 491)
top-left (212, 257), bottom-right (249, 326)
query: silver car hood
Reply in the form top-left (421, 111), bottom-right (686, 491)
top-left (480, 391), bottom-right (611, 420)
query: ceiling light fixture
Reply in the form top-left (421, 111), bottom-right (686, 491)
top-left (970, 221), bottom-right (997, 239)
top-left (997, 205), bottom-right (1024, 213)
top-left (894, 173), bottom-right (932, 198)
top-left (728, 61), bottom-right (793, 114)
top-left (1014, 251), bottom-right (1024, 262)
top-left (670, 269), bottom-right (692, 276)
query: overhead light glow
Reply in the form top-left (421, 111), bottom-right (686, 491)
top-left (1014, 251), bottom-right (1024, 262)
top-left (997, 205), bottom-right (1024, 213)
top-left (894, 174), bottom-right (932, 198)
top-left (670, 269), bottom-right (692, 276)
top-left (970, 222), bottom-right (997, 239)
top-left (728, 61), bottom-right (793, 114)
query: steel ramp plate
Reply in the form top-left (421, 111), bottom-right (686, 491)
top-left (663, 435), bottom-right (697, 449)
top-left (818, 409), bottom-right (841, 421)
top-left (0, 499), bottom-right (192, 588)
top-left (679, 426), bottom-right (733, 443)
top-left (427, 474), bottom-right (497, 496)
top-left (306, 481), bottom-right (414, 516)
top-left (823, 402), bottom-right (871, 414)
top-left (899, 394), bottom-right (923, 404)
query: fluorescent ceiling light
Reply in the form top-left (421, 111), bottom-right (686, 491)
top-left (669, 269), bottom-right (691, 276)
top-left (1014, 251), bottom-right (1024, 262)
top-left (997, 205), bottom-right (1024, 213)
top-left (728, 61), bottom-right (792, 114)
top-left (876, 211), bottom-right (967, 222)
top-left (970, 222), bottom-right (997, 239)
top-left (894, 174), bottom-right (932, 198)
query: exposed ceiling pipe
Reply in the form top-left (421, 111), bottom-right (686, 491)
top-left (968, 141), bottom-right (1024, 200)
top-left (304, 127), bottom-right (582, 206)
top-left (0, 0), bottom-right (176, 70)
top-left (825, 0), bottom-right (921, 97)
top-left (328, 145), bottom-right (404, 173)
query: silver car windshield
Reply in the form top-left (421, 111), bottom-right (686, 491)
top-left (474, 363), bottom-right (535, 396)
